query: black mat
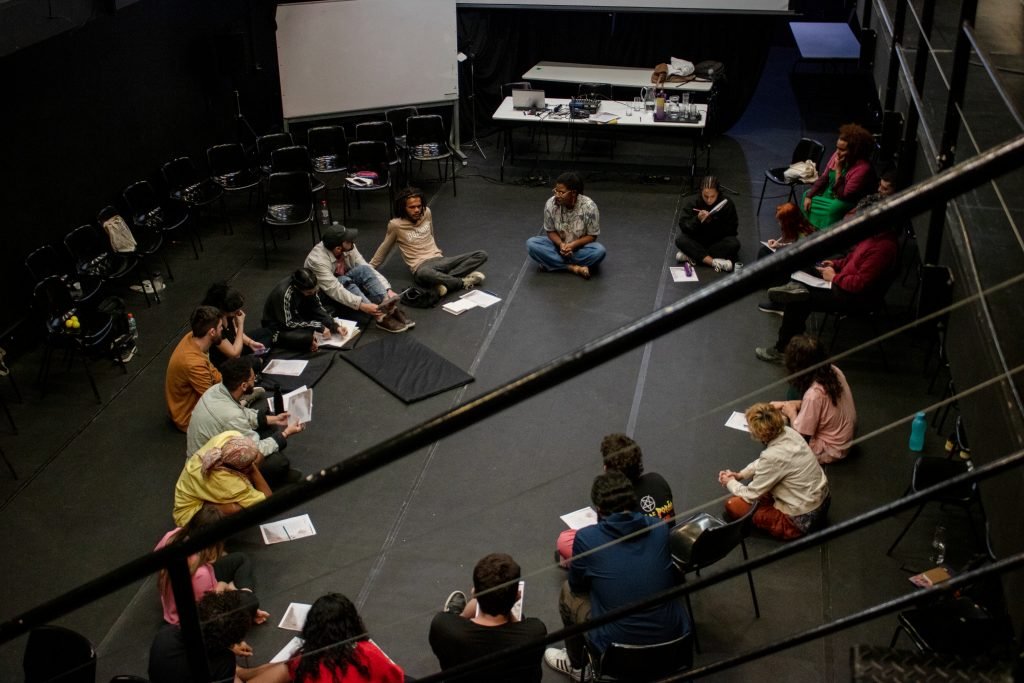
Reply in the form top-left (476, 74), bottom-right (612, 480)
top-left (340, 334), bottom-right (474, 403)
top-left (258, 350), bottom-right (336, 393)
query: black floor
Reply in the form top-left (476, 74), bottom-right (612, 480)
top-left (0, 29), bottom-right (1020, 682)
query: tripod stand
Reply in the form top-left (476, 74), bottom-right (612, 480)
top-left (234, 89), bottom-right (258, 148)
top-left (459, 51), bottom-right (486, 160)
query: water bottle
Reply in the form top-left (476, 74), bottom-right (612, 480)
top-left (319, 199), bottom-right (331, 226)
top-left (654, 89), bottom-right (666, 122)
top-left (127, 313), bottom-right (138, 340)
top-left (908, 411), bottom-right (927, 451)
top-left (930, 525), bottom-right (946, 565)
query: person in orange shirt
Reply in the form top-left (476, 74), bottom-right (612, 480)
top-left (165, 306), bottom-right (225, 431)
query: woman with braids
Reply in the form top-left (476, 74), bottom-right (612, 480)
top-left (154, 506), bottom-right (268, 626)
top-left (252, 593), bottom-right (404, 682)
top-left (801, 123), bottom-right (877, 229)
top-left (718, 402), bottom-right (830, 540)
top-left (773, 335), bottom-right (857, 463)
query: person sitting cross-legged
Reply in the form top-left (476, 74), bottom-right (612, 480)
top-left (173, 431), bottom-right (272, 527)
top-left (676, 175), bottom-right (740, 272)
top-left (429, 552), bottom-right (548, 682)
top-left (526, 171), bottom-right (605, 280)
top-left (261, 268), bottom-right (349, 353)
top-left (371, 186), bottom-right (488, 299)
top-left (545, 471), bottom-right (690, 681)
top-left (165, 306), bottom-right (225, 433)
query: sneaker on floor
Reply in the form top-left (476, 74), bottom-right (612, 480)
top-left (768, 281), bottom-right (810, 304)
top-left (755, 346), bottom-right (785, 364)
top-left (443, 590), bottom-right (467, 615)
top-left (391, 308), bottom-right (415, 329)
top-left (675, 250), bottom-right (691, 264)
top-left (462, 271), bottom-right (486, 289)
top-left (544, 648), bottom-right (589, 682)
top-left (378, 293), bottom-right (401, 315)
top-left (711, 257), bottom-right (734, 272)
top-left (375, 314), bottom-right (409, 334)
top-left (757, 300), bottom-right (785, 316)
top-left (434, 283), bottom-right (448, 298)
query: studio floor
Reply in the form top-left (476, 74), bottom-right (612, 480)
top-left (1, 28), bottom-right (1020, 682)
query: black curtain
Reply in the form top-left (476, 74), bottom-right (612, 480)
top-left (456, 8), bottom-right (782, 139)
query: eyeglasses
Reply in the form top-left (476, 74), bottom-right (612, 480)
top-left (552, 188), bottom-right (572, 196)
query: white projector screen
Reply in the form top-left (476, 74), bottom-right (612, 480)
top-left (459, 0), bottom-right (790, 10)
top-left (276, 0), bottom-right (459, 121)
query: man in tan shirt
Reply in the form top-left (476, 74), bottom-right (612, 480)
top-left (370, 187), bottom-right (487, 298)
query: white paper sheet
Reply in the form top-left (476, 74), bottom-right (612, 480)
top-left (270, 636), bottom-right (304, 664)
top-left (670, 266), bottom-right (699, 283)
top-left (725, 411), bottom-right (750, 432)
top-left (263, 359), bottom-right (309, 376)
top-left (315, 318), bottom-right (360, 348)
top-left (560, 506), bottom-right (598, 530)
top-left (282, 386), bottom-right (313, 425)
top-left (791, 270), bottom-right (831, 289)
top-left (278, 602), bottom-right (312, 631)
top-left (460, 290), bottom-right (502, 308)
top-left (260, 514), bottom-right (317, 544)
top-left (442, 298), bottom-right (477, 315)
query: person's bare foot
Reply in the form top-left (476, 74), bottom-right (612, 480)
top-left (568, 264), bottom-right (590, 280)
top-left (254, 609), bottom-right (270, 624)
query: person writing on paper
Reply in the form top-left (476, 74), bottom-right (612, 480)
top-left (754, 223), bottom-right (899, 364)
top-left (772, 335), bottom-right (856, 464)
top-left (526, 171), bottom-right (605, 280)
top-left (251, 593), bottom-right (404, 683)
top-left (188, 358), bottom-right (302, 486)
top-left (173, 431), bottom-right (273, 527)
top-left (371, 187), bottom-right (488, 299)
top-left (718, 403), bottom-right (830, 539)
top-left (676, 175), bottom-right (740, 272)
top-left (305, 224), bottom-right (413, 333)
top-left (261, 268), bottom-right (347, 353)
top-left (801, 123), bottom-right (877, 229)
top-left (429, 553), bottom-right (547, 682)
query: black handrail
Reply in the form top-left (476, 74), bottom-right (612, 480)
top-left (1, 132), bottom-right (1021, 647)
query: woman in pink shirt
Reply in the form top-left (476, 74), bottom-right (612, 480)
top-left (773, 335), bottom-right (857, 464)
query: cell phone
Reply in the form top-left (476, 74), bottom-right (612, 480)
top-left (253, 347), bottom-right (269, 356)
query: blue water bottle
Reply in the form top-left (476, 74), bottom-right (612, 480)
top-left (909, 411), bottom-right (927, 451)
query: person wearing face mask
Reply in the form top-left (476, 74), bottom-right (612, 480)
top-left (526, 171), bottom-right (605, 280)
top-left (801, 123), bottom-right (877, 230)
top-left (675, 175), bottom-right (740, 272)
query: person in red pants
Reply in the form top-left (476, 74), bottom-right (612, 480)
top-left (718, 403), bottom-right (831, 540)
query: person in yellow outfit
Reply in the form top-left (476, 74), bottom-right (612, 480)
top-left (173, 431), bottom-right (272, 527)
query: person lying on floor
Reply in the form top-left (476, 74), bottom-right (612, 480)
top-left (371, 186), bottom-right (487, 298)
top-left (772, 335), bottom-right (857, 464)
top-left (261, 268), bottom-right (348, 353)
top-left (305, 224), bottom-right (413, 333)
top-left (173, 431), bottom-right (272, 527)
top-left (526, 171), bottom-right (605, 280)
top-left (675, 175), bottom-right (740, 272)
top-left (718, 402), bottom-right (830, 540)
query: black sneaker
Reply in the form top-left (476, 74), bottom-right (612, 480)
top-left (758, 300), bottom-right (785, 316)
top-left (443, 590), bottom-right (467, 615)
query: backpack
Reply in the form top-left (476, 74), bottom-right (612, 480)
top-left (400, 286), bottom-right (441, 309)
top-left (693, 60), bottom-right (726, 82)
top-left (97, 296), bottom-right (137, 363)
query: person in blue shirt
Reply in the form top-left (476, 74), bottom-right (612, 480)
top-left (545, 471), bottom-right (691, 680)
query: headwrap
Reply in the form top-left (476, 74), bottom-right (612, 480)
top-left (200, 437), bottom-right (259, 476)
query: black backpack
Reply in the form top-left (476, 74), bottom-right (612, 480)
top-left (400, 286), bottom-right (441, 309)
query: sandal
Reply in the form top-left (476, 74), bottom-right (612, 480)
top-left (568, 264), bottom-right (591, 280)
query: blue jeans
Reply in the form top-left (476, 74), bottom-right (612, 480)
top-left (338, 264), bottom-right (387, 304)
top-left (526, 236), bottom-right (606, 271)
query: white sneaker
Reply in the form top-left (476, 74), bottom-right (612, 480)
top-left (675, 251), bottom-right (691, 264)
top-left (434, 283), bottom-right (448, 298)
top-left (711, 258), bottom-right (734, 272)
top-left (544, 647), bottom-right (589, 682)
top-left (462, 271), bottom-right (485, 289)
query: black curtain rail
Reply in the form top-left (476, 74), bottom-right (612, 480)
top-left (411, 448), bottom-right (1024, 683)
top-left (1, 133), bottom-right (1022, 645)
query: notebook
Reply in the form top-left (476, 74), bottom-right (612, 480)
top-left (512, 89), bottom-right (545, 110)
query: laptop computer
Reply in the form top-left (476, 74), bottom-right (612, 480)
top-left (512, 89), bottom-right (545, 110)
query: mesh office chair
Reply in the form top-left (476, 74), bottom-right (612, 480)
top-left (670, 500), bottom-right (761, 653)
top-left (405, 114), bottom-right (457, 196)
top-left (261, 171), bottom-right (315, 268)
top-left (756, 137), bottom-right (826, 214)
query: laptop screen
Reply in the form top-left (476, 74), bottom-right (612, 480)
top-left (512, 89), bottom-right (545, 110)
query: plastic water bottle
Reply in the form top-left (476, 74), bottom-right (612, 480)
top-left (909, 411), bottom-right (927, 451)
top-left (930, 525), bottom-right (946, 565)
top-left (127, 313), bottom-right (138, 339)
top-left (319, 199), bottom-right (331, 226)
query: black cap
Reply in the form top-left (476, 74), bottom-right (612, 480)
top-left (322, 224), bottom-right (358, 249)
